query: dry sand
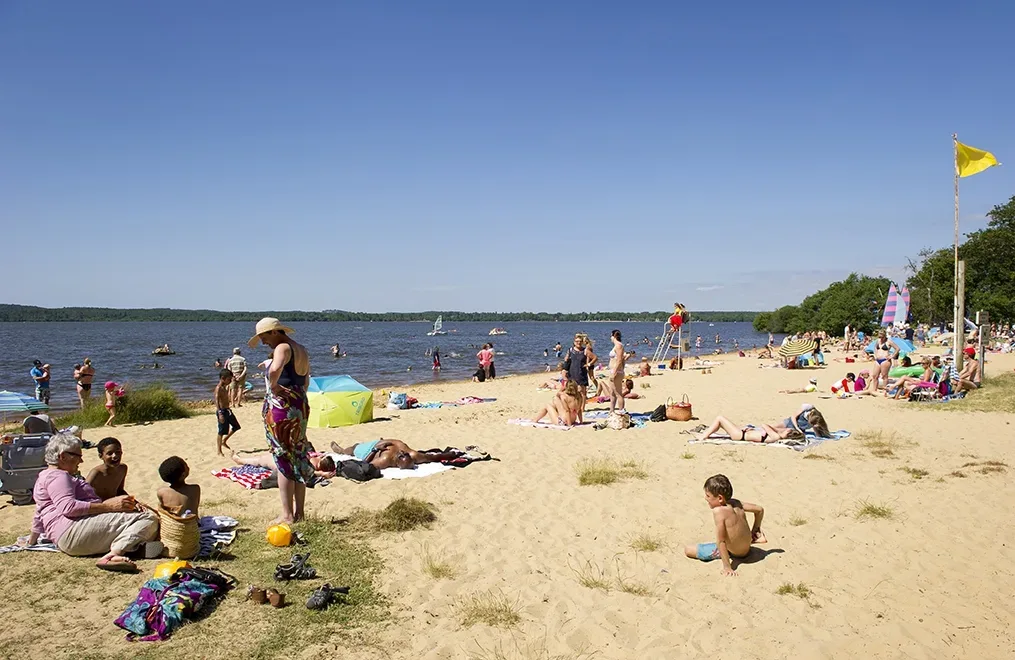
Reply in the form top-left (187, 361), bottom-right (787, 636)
top-left (2, 346), bottom-right (1014, 659)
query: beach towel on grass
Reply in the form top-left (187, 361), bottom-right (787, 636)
top-left (687, 429), bottom-right (851, 452)
top-left (211, 465), bottom-right (274, 490)
top-left (0, 536), bottom-right (59, 554)
top-left (198, 516), bottom-right (238, 558)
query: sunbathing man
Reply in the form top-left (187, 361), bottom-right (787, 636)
top-left (328, 439), bottom-right (460, 470)
top-left (958, 347), bottom-right (981, 391)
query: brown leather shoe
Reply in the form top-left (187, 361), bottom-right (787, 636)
top-left (266, 588), bottom-right (286, 608)
top-left (247, 585), bottom-right (267, 604)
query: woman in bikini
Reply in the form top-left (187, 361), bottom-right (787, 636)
top-left (74, 358), bottom-right (95, 408)
top-left (871, 331), bottom-right (898, 391)
top-left (530, 380), bottom-right (582, 426)
top-left (696, 404), bottom-right (830, 443)
top-left (608, 329), bottom-right (626, 414)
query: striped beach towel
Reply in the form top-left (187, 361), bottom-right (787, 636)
top-left (211, 465), bottom-right (273, 490)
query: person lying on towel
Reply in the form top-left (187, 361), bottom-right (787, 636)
top-left (328, 439), bottom-right (459, 470)
top-left (230, 452), bottom-right (337, 479)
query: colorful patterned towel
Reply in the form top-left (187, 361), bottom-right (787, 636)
top-left (211, 465), bottom-right (273, 490)
top-left (0, 536), bottom-right (59, 554)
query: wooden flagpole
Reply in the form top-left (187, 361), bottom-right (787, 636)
top-left (953, 134), bottom-right (964, 372)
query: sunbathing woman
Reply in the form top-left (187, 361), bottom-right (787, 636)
top-left (871, 331), bottom-right (898, 391)
top-left (531, 380), bottom-right (582, 426)
top-left (231, 451), bottom-right (338, 478)
top-left (696, 404), bottom-right (830, 443)
top-left (890, 357), bottom-right (937, 399)
top-left (327, 439), bottom-right (460, 470)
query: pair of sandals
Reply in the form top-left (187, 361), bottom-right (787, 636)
top-left (247, 585), bottom-right (285, 608)
top-left (274, 552), bottom-right (317, 581)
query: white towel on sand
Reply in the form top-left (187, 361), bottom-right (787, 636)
top-left (324, 453), bottom-right (454, 480)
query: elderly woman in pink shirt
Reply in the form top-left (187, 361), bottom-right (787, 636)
top-left (24, 432), bottom-right (159, 572)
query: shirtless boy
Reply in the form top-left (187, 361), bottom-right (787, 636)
top-left (85, 437), bottom-right (128, 500)
top-left (685, 474), bottom-right (766, 576)
top-left (157, 456), bottom-right (201, 517)
top-left (214, 369), bottom-right (240, 456)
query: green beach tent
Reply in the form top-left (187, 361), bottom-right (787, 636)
top-left (306, 376), bottom-right (373, 428)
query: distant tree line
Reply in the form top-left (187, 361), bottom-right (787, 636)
top-left (0, 305), bottom-right (759, 324)
top-left (755, 194), bottom-right (1015, 334)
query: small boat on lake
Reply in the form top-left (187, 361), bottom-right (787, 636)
top-left (488, 328), bottom-right (508, 336)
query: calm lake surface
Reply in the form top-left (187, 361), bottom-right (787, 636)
top-left (0, 321), bottom-right (774, 411)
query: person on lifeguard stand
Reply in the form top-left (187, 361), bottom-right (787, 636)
top-left (669, 303), bottom-right (689, 331)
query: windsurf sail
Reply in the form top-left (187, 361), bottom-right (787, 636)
top-left (895, 286), bottom-right (909, 325)
top-left (880, 283), bottom-right (898, 327)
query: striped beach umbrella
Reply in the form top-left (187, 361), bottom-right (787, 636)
top-left (0, 390), bottom-right (49, 413)
top-left (778, 339), bottom-right (818, 358)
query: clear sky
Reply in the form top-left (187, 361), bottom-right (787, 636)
top-left (2, 1), bottom-right (1012, 313)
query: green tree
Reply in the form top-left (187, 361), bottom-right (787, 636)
top-left (756, 274), bottom-right (890, 335)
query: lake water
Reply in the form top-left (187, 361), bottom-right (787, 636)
top-left (0, 321), bottom-right (774, 412)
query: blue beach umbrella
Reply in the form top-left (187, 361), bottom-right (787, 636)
top-left (0, 390), bottom-right (49, 414)
top-left (864, 337), bottom-right (916, 356)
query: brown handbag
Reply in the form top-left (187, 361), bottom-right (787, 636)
top-left (666, 394), bottom-right (693, 421)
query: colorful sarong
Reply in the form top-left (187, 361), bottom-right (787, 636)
top-left (262, 385), bottom-right (314, 483)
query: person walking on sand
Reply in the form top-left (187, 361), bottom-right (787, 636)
top-left (225, 348), bottom-right (248, 407)
top-left (31, 360), bottom-right (51, 405)
top-left (249, 318), bottom-right (315, 525)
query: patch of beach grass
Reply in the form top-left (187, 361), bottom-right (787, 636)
top-left (569, 559), bottom-right (612, 591)
top-left (924, 372), bottom-right (1015, 413)
top-left (857, 429), bottom-right (913, 458)
top-left (776, 582), bottom-right (812, 599)
top-left (420, 544), bottom-right (458, 580)
top-left (346, 497), bottom-right (438, 532)
top-left (457, 591), bottom-right (522, 629)
top-left (468, 638), bottom-right (596, 660)
top-left (575, 458), bottom-right (648, 486)
top-left (680, 451), bottom-right (695, 459)
top-left (615, 573), bottom-right (653, 597)
top-left (630, 533), bottom-right (665, 552)
top-left (56, 383), bottom-right (191, 429)
top-left (900, 466), bottom-right (930, 480)
top-left (855, 499), bottom-right (894, 520)
top-left (949, 470), bottom-right (967, 478)
top-left (803, 453), bottom-right (835, 461)
top-left (789, 515), bottom-right (807, 526)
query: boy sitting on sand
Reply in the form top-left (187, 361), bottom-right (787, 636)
top-left (214, 369), bottom-right (241, 456)
top-left (685, 474), bottom-right (765, 576)
top-left (157, 456), bottom-right (201, 517)
top-left (85, 437), bottom-right (128, 500)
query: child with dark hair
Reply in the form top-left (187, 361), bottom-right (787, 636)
top-left (85, 437), bottom-right (128, 500)
top-left (157, 456), bottom-right (201, 517)
top-left (684, 474), bottom-right (765, 576)
top-left (214, 369), bottom-right (240, 456)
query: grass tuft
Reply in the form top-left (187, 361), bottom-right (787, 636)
top-left (56, 383), bottom-right (190, 429)
top-left (856, 429), bottom-right (914, 459)
top-left (803, 453), bottom-right (834, 461)
top-left (900, 466), bottom-right (929, 480)
top-left (630, 533), bottom-right (665, 552)
top-left (680, 452), bottom-right (695, 460)
top-left (347, 497), bottom-right (438, 533)
top-left (420, 544), bottom-right (458, 579)
top-left (949, 470), bottom-right (967, 478)
top-left (468, 639), bottom-right (597, 660)
top-left (457, 591), bottom-right (522, 629)
top-left (575, 458), bottom-right (648, 486)
top-left (923, 372), bottom-right (1015, 413)
top-left (569, 559), bottom-right (611, 591)
top-left (855, 499), bottom-right (894, 520)
top-left (616, 575), bottom-right (653, 597)
top-left (789, 515), bottom-right (807, 526)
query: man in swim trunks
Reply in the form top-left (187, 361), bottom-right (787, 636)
top-left (328, 438), bottom-right (459, 470)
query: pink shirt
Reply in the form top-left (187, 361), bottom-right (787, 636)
top-left (478, 349), bottom-right (493, 366)
top-left (31, 468), bottom-right (101, 543)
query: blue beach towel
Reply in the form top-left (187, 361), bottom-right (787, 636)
top-left (687, 429), bottom-right (851, 452)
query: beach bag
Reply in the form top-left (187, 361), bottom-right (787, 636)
top-left (158, 507), bottom-right (200, 560)
top-left (650, 404), bottom-right (668, 422)
top-left (387, 392), bottom-right (408, 410)
top-left (337, 459), bottom-right (381, 482)
top-left (666, 395), bottom-right (693, 421)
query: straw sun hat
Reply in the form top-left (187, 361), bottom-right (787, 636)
top-left (248, 317), bottom-right (295, 348)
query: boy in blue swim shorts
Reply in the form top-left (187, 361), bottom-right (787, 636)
top-left (684, 474), bottom-right (766, 576)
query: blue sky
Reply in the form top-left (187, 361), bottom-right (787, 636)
top-left (2, 1), bottom-right (1012, 313)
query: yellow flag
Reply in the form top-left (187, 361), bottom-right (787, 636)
top-left (956, 140), bottom-right (999, 178)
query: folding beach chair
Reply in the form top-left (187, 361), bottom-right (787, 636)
top-left (0, 433), bottom-right (51, 505)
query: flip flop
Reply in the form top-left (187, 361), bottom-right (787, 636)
top-left (96, 556), bottom-right (139, 573)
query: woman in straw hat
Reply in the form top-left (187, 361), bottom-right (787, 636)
top-left (248, 318), bottom-right (315, 524)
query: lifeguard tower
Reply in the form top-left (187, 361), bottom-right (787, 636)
top-left (652, 303), bottom-right (690, 366)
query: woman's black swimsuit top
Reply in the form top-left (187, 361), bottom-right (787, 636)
top-left (277, 351), bottom-right (304, 389)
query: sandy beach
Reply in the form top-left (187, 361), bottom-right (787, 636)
top-left (2, 345), bottom-right (1014, 659)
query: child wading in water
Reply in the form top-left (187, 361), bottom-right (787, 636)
top-left (85, 437), bottom-right (128, 500)
top-left (685, 474), bottom-right (766, 576)
top-left (103, 381), bottom-right (119, 427)
top-left (157, 456), bottom-right (201, 517)
top-left (214, 369), bottom-right (241, 456)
